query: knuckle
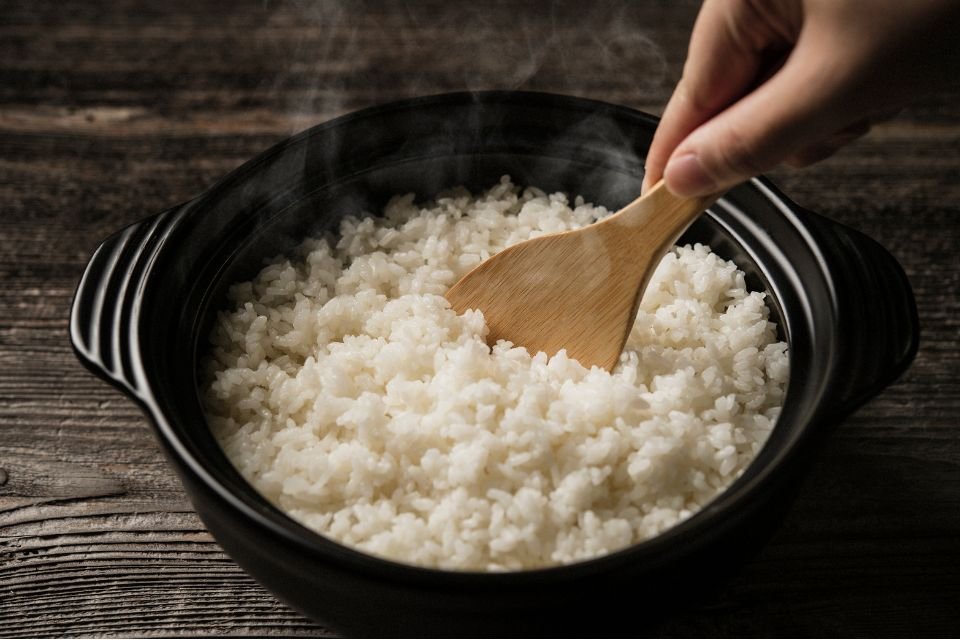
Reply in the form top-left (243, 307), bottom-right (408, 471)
top-left (708, 125), bottom-right (769, 180)
top-left (674, 78), bottom-right (715, 117)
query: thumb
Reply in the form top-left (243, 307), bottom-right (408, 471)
top-left (663, 42), bottom-right (854, 197)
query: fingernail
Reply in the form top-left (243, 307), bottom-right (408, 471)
top-left (664, 153), bottom-right (716, 197)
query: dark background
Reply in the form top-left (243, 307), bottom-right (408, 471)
top-left (1, 0), bottom-right (959, 636)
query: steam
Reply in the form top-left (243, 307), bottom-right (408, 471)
top-left (261, 0), bottom-right (669, 133)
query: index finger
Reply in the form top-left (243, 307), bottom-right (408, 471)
top-left (643, 0), bottom-right (799, 193)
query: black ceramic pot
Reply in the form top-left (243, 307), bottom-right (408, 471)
top-left (70, 92), bottom-right (918, 636)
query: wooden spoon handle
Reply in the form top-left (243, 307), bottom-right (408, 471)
top-left (601, 180), bottom-right (721, 260)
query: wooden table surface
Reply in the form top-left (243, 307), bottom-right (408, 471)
top-left (2, 1), bottom-right (959, 636)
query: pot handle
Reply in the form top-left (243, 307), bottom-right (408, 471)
top-left (796, 207), bottom-right (919, 418)
top-left (70, 208), bottom-right (178, 397)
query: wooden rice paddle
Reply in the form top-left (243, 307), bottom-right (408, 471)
top-left (444, 180), bottom-right (721, 371)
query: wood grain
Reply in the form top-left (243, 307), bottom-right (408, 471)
top-left (1, 0), bottom-right (958, 636)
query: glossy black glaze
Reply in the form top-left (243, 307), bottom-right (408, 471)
top-left (70, 92), bottom-right (919, 636)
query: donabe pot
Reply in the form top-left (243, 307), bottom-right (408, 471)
top-left (71, 92), bottom-right (918, 636)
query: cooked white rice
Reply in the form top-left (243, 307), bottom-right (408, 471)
top-left (203, 176), bottom-right (788, 571)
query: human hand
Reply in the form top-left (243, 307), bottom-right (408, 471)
top-left (642, 0), bottom-right (960, 197)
